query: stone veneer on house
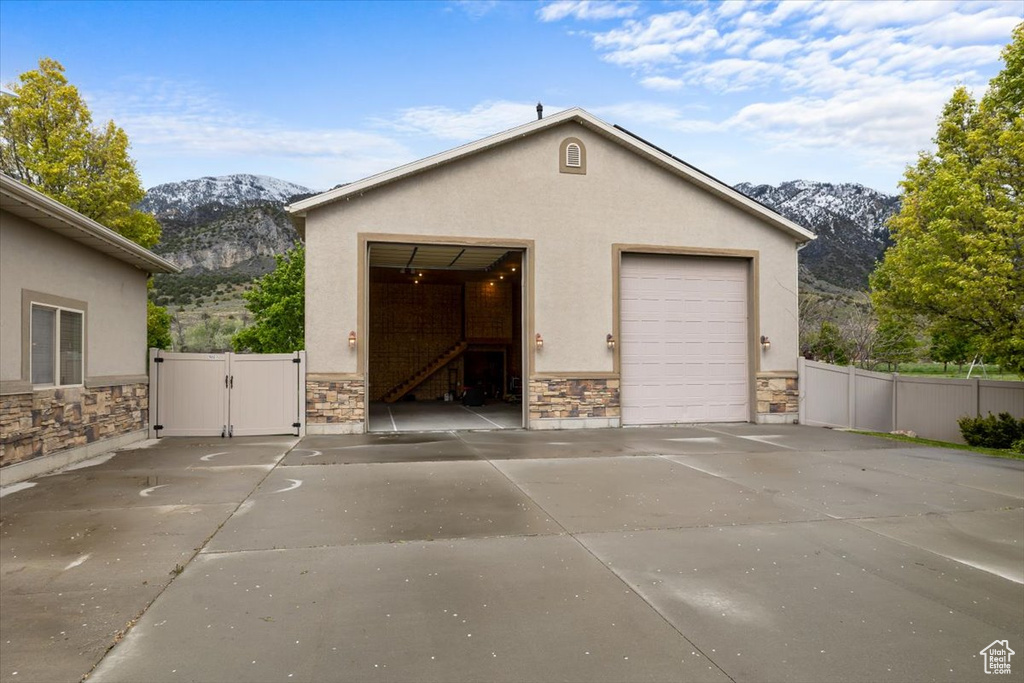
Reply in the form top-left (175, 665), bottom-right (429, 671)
top-left (306, 378), bottom-right (365, 433)
top-left (0, 383), bottom-right (147, 467)
top-left (756, 372), bottom-right (799, 424)
top-left (528, 377), bottom-right (621, 429)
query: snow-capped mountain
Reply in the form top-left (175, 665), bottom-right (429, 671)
top-left (143, 173), bottom-right (899, 292)
top-left (142, 174), bottom-right (317, 275)
top-left (736, 180), bottom-right (900, 291)
top-left (140, 174), bottom-right (314, 224)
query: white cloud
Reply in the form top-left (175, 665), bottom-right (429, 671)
top-left (716, 1), bottom-right (750, 20)
top-left (592, 102), bottom-right (723, 133)
top-left (723, 87), bottom-right (963, 173)
top-left (749, 37), bottom-right (802, 60)
top-left (379, 100), bottom-right (566, 141)
top-left (537, 0), bottom-right (638, 22)
top-left (640, 76), bottom-right (685, 91)
top-left (87, 78), bottom-right (413, 188)
top-left (578, 0), bottom-right (1016, 88)
top-left (552, 0), bottom-right (1015, 175)
top-left (907, 9), bottom-right (1023, 44)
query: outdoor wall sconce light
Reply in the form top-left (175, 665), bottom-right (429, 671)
top-left (348, 331), bottom-right (357, 349)
top-left (607, 333), bottom-right (616, 350)
top-left (760, 335), bottom-right (771, 351)
top-left (535, 333), bottom-right (544, 349)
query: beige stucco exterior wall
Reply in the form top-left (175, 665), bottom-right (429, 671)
top-left (0, 209), bottom-right (150, 384)
top-left (304, 121), bottom-right (800, 378)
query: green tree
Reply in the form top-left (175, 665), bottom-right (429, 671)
top-left (1, 58), bottom-right (161, 247)
top-left (185, 317), bottom-right (242, 353)
top-left (147, 300), bottom-right (172, 350)
top-left (232, 246), bottom-right (304, 353)
top-left (871, 25), bottom-right (1024, 374)
top-left (929, 323), bottom-right (976, 373)
top-left (2, 58), bottom-right (172, 350)
top-left (873, 317), bottom-right (919, 372)
top-left (812, 321), bottom-right (850, 365)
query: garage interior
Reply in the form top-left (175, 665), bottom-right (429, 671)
top-left (367, 243), bottom-right (524, 432)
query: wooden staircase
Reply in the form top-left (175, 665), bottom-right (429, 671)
top-left (382, 341), bottom-right (468, 403)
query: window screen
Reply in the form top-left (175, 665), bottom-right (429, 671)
top-left (31, 306), bottom-right (56, 385)
top-left (31, 304), bottom-right (84, 386)
top-left (60, 310), bottom-right (83, 385)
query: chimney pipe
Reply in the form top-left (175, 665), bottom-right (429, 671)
top-left (536, 102), bottom-right (543, 120)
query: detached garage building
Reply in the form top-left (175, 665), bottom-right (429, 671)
top-left (290, 108), bottom-right (814, 434)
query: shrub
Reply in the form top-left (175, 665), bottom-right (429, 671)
top-left (1012, 438), bottom-right (1024, 455)
top-left (958, 412), bottom-right (1024, 449)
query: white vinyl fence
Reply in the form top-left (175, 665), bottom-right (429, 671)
top-left (799, 358), bottom-right (1024, 443)
top-left (149, 349), bottom-right (306, 438)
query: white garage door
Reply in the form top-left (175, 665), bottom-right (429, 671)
top-left (620, 254), bottom-right (749, 425)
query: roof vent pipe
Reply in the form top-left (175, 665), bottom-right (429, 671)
top-left (537, 102), bottom-right (543, 120)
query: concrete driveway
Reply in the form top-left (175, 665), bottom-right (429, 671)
top-left (1, 426), bottom-right (1022, 683)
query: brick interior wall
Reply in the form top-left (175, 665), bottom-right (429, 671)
top-left (0, 383), bottom-right (147, 468)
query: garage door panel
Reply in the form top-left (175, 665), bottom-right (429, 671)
top-left (621, 255), bottom-right (749, 426)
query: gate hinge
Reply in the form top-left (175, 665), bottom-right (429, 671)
top-left (154, 357), bottom-right (164, 363)
top-left (292, 422), bottom-right (302, 428)
top-left (292, 357), bottom-right (301, 364)
top-left (153, 424), bottom-right (163, 431)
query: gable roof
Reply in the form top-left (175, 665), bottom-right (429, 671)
top-left (0, 174), bottom-right (180, 274)
top-left (287, 107), bottom-right (815, 243)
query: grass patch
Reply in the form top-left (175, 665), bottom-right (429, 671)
top-left (892, 361), bottom-right (1019, 382)
top-left (852, 430), bottom-right (1024, 460)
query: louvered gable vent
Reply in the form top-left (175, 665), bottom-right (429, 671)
top-left (565, 143), bottom-right (582, 167)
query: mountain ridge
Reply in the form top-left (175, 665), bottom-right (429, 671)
top-left (143, 174), bottom-right (315, 275)
top-left (736, 179), bottom-right (899, 291)
top-left (144, 173), bottom-right (900, 292)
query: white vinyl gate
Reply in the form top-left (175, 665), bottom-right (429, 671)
top-left (148, 350), bottom-right (305, 438)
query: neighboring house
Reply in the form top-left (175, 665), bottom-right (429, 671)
top-left (0, 174), bottom-right (179, 484)
top-left (289, 107), bottom-right (815, 434)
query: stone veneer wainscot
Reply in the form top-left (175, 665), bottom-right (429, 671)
top-left (756, 373), bottom-right (799, 424)
top-left (0, 383), bottom-right (147, 467)
top-left (529, 377), bottom-right (620, 428)
top-left (306, 378), bottom-right (365, 428)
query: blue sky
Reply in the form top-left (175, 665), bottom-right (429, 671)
top-left (1, 0), bottom-right (1020, 193)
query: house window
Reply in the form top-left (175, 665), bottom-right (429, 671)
top-left (31, 303), bottom-right (84, 386)
top-left (559, 137), bottom-right (587, 175)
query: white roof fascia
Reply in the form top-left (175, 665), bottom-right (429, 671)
top-left (0, 174), bottom-right (181, 274)
top-left (288, 108), bottom-right (815, 243)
